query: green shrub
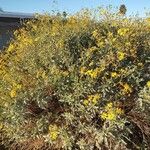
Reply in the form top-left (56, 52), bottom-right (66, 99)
top-left (0, 8), bottom-right (150, 149)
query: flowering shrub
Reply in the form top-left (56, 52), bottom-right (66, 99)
top-left (0, 8), bottom-right (150, 149)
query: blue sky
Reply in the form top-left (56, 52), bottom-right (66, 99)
top-left (0, 0), bottom-right (150, 17)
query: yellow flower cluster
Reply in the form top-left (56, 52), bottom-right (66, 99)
top-left (117, 28), bottom-right (129, 36)
top-left (10, 83), bottom-right (22, 98)
top-left (117, 51), bottom-right (125, 61)
top-left (80, 67), bottom-right (103, 79)
top-left (83, 94), bottom-right (101, 106)
top-left (111, 72), bottom-right (118, 78)
top-left (85, 68), bottom-right (100, 79)
top-left (147, 81), bottom-right (150, 88)
top-left (100, 102), bottom-right (124, 121)
top-left (120, 83), bottom-right (132, 94)
top-left (49, 124), bottom-right (59, 140)
top-left (10, 90), bottom-right (17, 98)
top-left (97, 40), bottom-right (105, 48)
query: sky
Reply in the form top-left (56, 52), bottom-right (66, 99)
top-left (0, 0), bottom-right (150, 17)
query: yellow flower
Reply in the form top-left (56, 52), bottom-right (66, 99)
top-left (91, 94), bottom-right (101, 105)
top-left (100, 102), bottom-right (124, 121)
top-left (83, 94), bottom-right (101, 106)
top-left (50, 131), bottom-right (58, 140)
top-left (118, 28), bottom-right (129, 36)
top-left (147, 81), bottom-right (150, 87)
top-left (85, 69), bottom-right (93, 76)
top-left (97, 41), bottom-right (104, 47)
top-left (107, 112), bottom-right (116, 120)
top-left (123, 83), bottom-right (132, 93)
top-left (101, 109), bottom-right (123, 121)
top-left (10, 89), bottom-right (17, 98)
top-left (83, 99), bottom-right (89, 106)
top-left (111, 72), bottom-right (118, 78)
top-left (85, 68), bottom-right (100, 79)
top-left (49, 125), bottom-right (59, 140)
top-left (101, 110), bottom-right (117, 121)
top-left (105, 102), bottom-right (113, 110)
top-left (117, 51), bottom-right (125, 61)
top-left (101, 112), bottom-right (107, 120)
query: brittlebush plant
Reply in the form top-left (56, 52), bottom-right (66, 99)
top-left (0, 8), bottom-right (150, 149)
